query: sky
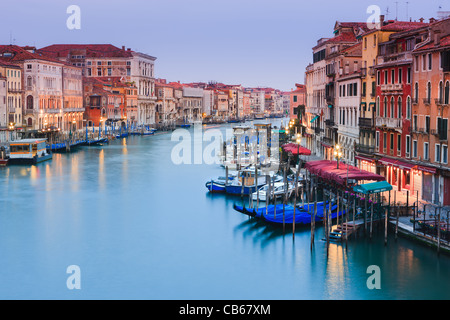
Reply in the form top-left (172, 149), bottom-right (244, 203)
top-left (2, 0), bottom-right (448, 91)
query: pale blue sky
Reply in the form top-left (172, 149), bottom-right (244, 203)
top-left (2, 0), bottom-right (447, 91)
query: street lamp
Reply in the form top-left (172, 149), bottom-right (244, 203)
top-left (334, 144), bottom-right (342, 169)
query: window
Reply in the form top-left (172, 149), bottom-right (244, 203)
top-left (377, 71), bottom-right (381, 85)
top-left (362, 82), bottom-right (366, 96)
top-left (383, 132), bottom-right (387, 150)
top-left (390, 97), bottom-right (395, 118)
top-left (422, 54), bottom-right (426, 71)
top-left (407, 67), bottom-right (411, 83)
top-left (413, 140), bottom-right (418, 158)
top-left (445, 81), bottom-right (449, 105)
top-left (397, 97), bottom-right (402, 118)
top-left (425, 116), bottom-right (430, 134)
top-left (384, 70), bottom-right (388, 84)
top-left (390, 133), bottom-right (394, 150)
top-left (443, 145), bottom-right (448, 164)
top-left (428, 53), bottom-right (432, 70)
top-left (27, 64), bottom-right (32, 70)
top-left (414, 82), bottom-right (419, 101)
top-left (87, 68), bottom-right (91, 76)
top-left (406, 96), bottom-right (411, 119)
top-left (391, 69), bottom-right (395, 84)
top-left (397, 134), bottom-right (401, 153)
top-left (406, 135), bottom-right (411, 156)
top-left (97, 68), bottom-right (101, 76)
top-left (415, 56), bottom-right (419, 72)
top-left (435, 144), bottom-right (440, 163)
top-left (127, 68), bottom-right (131, 76)
top-left (87, 61), bottom-right (91, 66)
top-left (427, 82), bottom-right (431, 103)
top-left (398, 68), bottom-right (402, 84)
top-left (424, 142), bottom-right (429, 160)
top-left (376, 131), bottom-right (380, 150)
top-left (107, 61), bottom-right (112, 66)
top-left (372, 81), bottom-right (376, 96)
top-left (376, 96), bottom-right (380, 116)
top-left (437, 118), bottom-right (448, 140)
top-left (107, 68), bottom-right (112, 76)
top-left (97, 61), bottom-right (101, 66)
top-left (413, 115), bottom-right (418, 130)
top-left (353, 82), bottom-right (357, 96)
top-left (384, 97), bottom-right (388, 117)
top-left (293, 95), bottom-right (297, 102)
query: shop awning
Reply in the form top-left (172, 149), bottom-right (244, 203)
top-left (355, 155), bottom-right (375, 163)
top-left (417, 165), bottom-right (436, 174)
top-left (353, 181), bottom-right (393, 194)
top-left (378, 157), bottom-right (416, 170)
top-left (310, 115), bottom-right (319, 123)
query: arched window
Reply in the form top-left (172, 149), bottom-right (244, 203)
top-left (397, 96), bottom-right (402, 118)
top-left (384, 97), bottom-right (388, 117)
top-left (376, 96), bottom-right (380, 116)
top-left (414, 82), bottom-right (419, 102)
top-left (406, 96), bottom-right (411, 119)
top-left (390, 97), bottom-right (395, 118)
top-left (445, 81), bottom-right (450, 105)
top-left (439, 81), bottom-right (444, 103)
top-left (427, 82), bottom-right (431, 103)
top-left (26, 95), bottom-right (33, 110)
top-left (26, 76), bottom-right (32, 88)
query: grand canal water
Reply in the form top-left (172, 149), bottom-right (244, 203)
top-left (0, 119), bottom-right (450, 300)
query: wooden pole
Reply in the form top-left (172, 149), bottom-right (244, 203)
top-left (370, 194), bottom-right (374, 240)
top-left (437, 207), bottom-right (441, 255)
top-left (265, 174), bottom-right (269, 216)
top-left (273, 177), bottom-right (276, 219)
top-left (364, 195), bottom-right (368, 235)
top-left (293, 167), bottom-right (300, 239)
top-left (353, 195), bottom-right (357, 239)
top-left (384, 207), bottom-right (388, 246)
top-left (283, 164), bottom-right (286, 233)
top-left (256, 165), bottom-right (259, 210)
top-left (395, 191), bottom-right (399, 241)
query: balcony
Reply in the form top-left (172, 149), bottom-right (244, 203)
top-left (359, 117), bottom-right (373, 128)
top-left (380, 83), bottom-right (403, 92)
top-left (324, 119), bottom-right (335, 127)
top-left (377, 52), bottom-right (412, 66)
top-left (376, 117), bottom-right (402, 129)
top-left (361, 68), bottom-right (367, 77)
top-left (435, 98), bottom-right (444, 106)
top-left (25, 109), bottom-right (34, 115)
top-left (8, 88), bottom-right (23, 94)
top-left (322, 136), bottom-right (334, 146)
top-left (423, 97), bottom-right (431, 105)
top-left (355, 143), bottom-right (375, 154)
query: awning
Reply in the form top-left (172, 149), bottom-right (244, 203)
top-left (328, 104), bottom-right (333, 108)
top-left (321, 142), bottom-right (333, 148)
top-left (353, 181), bottom-right (393, 194)
top-left (310, 115), bottom-right (319, 123)
top-left (378, 157), bottom-right (416, 170)
top-left (355, 155), bottom-right (375, 163)
top-left (417, 165), bottom-right (436, 174)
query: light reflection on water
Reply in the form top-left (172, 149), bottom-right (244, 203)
top-left (0, 120), bottom-right (449, 299)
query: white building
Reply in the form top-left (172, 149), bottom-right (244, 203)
top-left (0, 76), bottom-right (6, 127)
top-left (336, 73), bottom-right (361, 164)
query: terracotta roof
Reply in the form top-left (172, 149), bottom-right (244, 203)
top-left (413, 34), bottom-right (450, 52)
top-left (326, 32), bottom-right (357, 44)
top-left (38, 44), bottom-right (133, 58)
top-left (0, 45), bottom-right (76, 66)
top-left (380, 21), bottom-right (428, 32)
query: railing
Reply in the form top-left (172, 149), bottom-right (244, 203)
top-left (359, 117), bottom-right (373, 128)
top-left (8, 88), bottom-right (23, 93)
top-left (325, 119), bottom-right (335, 126)
top-left (322, 136), bottom-right (334, 145)
top-left (380, 83), bottom-right (403, 92)
top-left (355, 144), bottom-right (375, 154)
top-left (376, 117), bottom-right (402, 129)
top-left (377, 52), bottom-right (412, 65)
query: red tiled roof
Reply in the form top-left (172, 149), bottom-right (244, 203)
top-left (38, 44), bottom-right (133, 58)
top-left (326, 32), bottom-right (357, 44)
top-left (414, 34), bottom-right (450, 52)
top-left (0, 45), bottom-right (75, 66)
top-left (380, 21), bottom-right (428, 32)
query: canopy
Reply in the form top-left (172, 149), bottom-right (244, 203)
top-left (281, 143), bottom-right (311, 156)
top-left (305, 160), bottom-right (385, 185)
top-left (353, 181), bottom-right (392, 194)
top-left (310, 115), bottom-right (319, 123)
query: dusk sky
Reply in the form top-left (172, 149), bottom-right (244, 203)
top-left (2, 0), bottom-right (447, 91)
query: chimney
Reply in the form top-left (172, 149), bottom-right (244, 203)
top-left (122, 46), bottom-right (125, 51)
top-left (127, 48), bottom-right (131, 51)
top-left (380, 15), bottom-right (385, 26)
top-left (419, 17), bottom-right (424, 23)
top-left (429, 17), bottom-right (436, 23)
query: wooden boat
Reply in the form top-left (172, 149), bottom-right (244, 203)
top-left (251, 180), bottom-right (302, 201)
top-left (233, 201), bottom-right (344, 226)
top-left (9, 139), bottom-right (52, 165)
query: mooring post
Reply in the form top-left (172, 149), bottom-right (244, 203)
top-left (370, 194), bottom-right (374, 240)
top-left (437, 207), bottom-right (441, 256)
top-left (384, 207), bottom-right (388, 246)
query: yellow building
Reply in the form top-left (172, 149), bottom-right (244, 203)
top-left (356, 17), bottom-right (425, 172)
top-left (0, 61), bottom-right (22, 129)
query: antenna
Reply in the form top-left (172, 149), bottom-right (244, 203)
top-left (386, 6), bottom-right (390, 19)
top-left (406, 1), bottom-right (409, 21)
top-left (395, 2), bottom-right (398, 20)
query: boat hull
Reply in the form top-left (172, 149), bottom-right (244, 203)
top-left (9, 153), bottom-right (52, 165)
top-left (205, 181), bottom-right (226, 192)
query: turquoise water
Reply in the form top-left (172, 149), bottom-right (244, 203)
top-left (0, 120), bottom-right (449, 300)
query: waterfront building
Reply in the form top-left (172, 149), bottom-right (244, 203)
top-left (182, 86), bottom-right (203, 123)
top-left (410, 17), bottom-right (450, 205)
top-left (0, 45), bottom-right (83, 132)
top-left (0, 74), bottom-right (6, 127)
top-left (215, 90), bottom-right (229, 118)
top-left (39, 44), bottom-right (157, 126)
top-left (289, 83), bottom-right (306, 122)
top-left (373, 22), bottom-right (429, 198)
top-left (0, 61), bottom-right (22, 128)
top-left (243, 92), bottom-right (251, 117)
top-left (155, 79), bottom-right (177, 125)
top-left (357, 17), bottom-right (429, 173)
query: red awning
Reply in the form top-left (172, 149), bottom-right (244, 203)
top-left (305, 160), bottom-right (385, 185)
top-left (378, 157), bottom-right (415, 170)
top-left (417, 165), bottom-right (436, 174)
top-left (355, 155), bottom-right (375, 163)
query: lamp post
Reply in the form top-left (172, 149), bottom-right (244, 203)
top-left (334, 144), bottom-right (342, 169)
top-left (8, 122), bottom-right (15, 142)
top-left (296, 133), bottom-right (301, 165)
